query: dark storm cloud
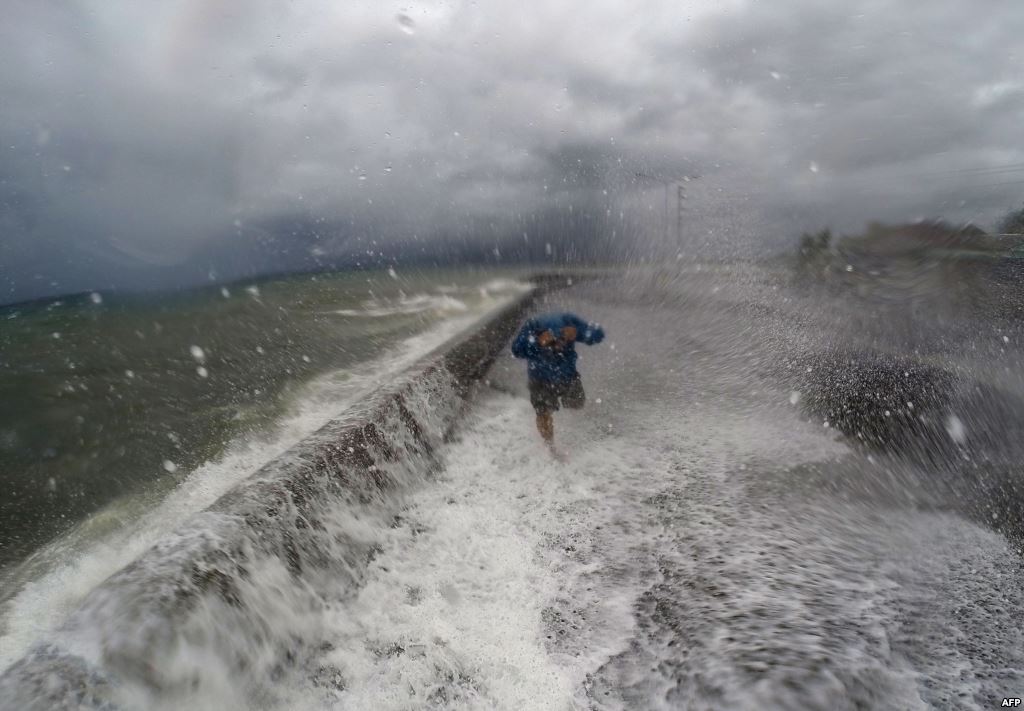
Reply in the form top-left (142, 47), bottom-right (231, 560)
top-left (677, 0), bottom-right (1024, 225)
top-left (1, 0), bottom-right (1022, 302)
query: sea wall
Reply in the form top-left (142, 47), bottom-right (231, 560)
top-left (0, 286), bottom-right (547, 710)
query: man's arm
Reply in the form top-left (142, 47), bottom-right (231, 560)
top-left (511, 319), bottom-right (543, 358)
top-left (568, 315), bottom-right (605, 345)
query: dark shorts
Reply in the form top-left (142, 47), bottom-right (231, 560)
top-left (528, 375), bottom-right (585, 415)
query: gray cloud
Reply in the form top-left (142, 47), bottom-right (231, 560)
top-left (2, 0), bottom-right (1023, 302)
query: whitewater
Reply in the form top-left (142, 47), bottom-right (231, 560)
top-left (3, 266), bottom-right (1024, 709)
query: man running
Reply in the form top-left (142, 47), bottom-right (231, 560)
top-left (511, 312), bottom-right (605, 454)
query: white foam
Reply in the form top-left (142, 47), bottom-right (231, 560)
top-left (334, 293), bottom-right (470, 317)
top-left (313, 389), bottom-right (914, 711)
top-left (277, 395), bottom-right (582, 709)
top-left (334, 280), bottom-right (531, 318)
top-left (271, 385), bottom-right (689, 710)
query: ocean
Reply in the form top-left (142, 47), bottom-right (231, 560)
top-left (0, 267), bottom-right (529, 666)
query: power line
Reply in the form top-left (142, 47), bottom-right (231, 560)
top-left (921, 162), bottom-right (1024, 177)
top-left (968, 179), bottom-right (1024, 189)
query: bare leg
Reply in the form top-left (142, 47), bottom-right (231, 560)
top-left (536, 412), bottom-right (554, 444)
top-left (536, 412), bottom-right (567, 461)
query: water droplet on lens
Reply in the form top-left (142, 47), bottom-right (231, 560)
top-left (946, 414), bottom-right (966, 443)
top-left (396, 14), bottom-right (415, 35)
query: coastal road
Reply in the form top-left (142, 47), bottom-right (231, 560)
top-left (277, 268), bottom-right (1024, 710)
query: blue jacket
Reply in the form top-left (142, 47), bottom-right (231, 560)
top-left (511, 312), bottom-right (605, 383)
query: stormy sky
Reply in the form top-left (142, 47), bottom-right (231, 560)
top-left (2, 0), bottom-right (1023, 303)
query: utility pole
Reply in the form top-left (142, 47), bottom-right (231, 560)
top-left (635, 172), bottom-right (674, 244)
top-left (677, 184), bottom-right (686, 247)
top-left (664, 182), bottom-right (670, 243)
top-left (636, 172), bottom-right (699, 249)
